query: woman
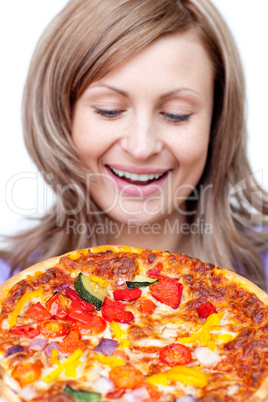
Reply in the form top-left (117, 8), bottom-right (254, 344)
top-left (1, 0), bottom-right (267, 289)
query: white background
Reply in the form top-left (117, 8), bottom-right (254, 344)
top-left (0, 0), bottom-right (267, 238)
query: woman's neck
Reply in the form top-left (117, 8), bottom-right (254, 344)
top-left (107, 212), bottom-right (192, 255)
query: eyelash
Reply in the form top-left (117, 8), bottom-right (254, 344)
top-left (95, 109), bottom-right (191, 124)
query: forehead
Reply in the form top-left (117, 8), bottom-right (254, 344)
top-left (87, 29), bottom-right (214, 100)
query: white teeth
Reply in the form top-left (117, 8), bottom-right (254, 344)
top-left (110, 167), bottom-right (164, 182)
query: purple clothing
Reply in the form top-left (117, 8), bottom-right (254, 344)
top-left (1, 252), bottom-right (268, 289)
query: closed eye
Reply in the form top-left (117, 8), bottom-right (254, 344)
top-left (95, 109), bottom-right (124, 118)
top-left (162, 112), bottom-right (191, 123)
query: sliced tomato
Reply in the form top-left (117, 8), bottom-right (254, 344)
top-left (74, 316), bottom-right (107, 335)
top-left (143, 383), bottom-right (163, 402)
top-left (138, 299), bottom-right (156, 316)
top-left (113, 288), bottom-right (142, 302)
top-left (25, 302), bottom-right (53, 321)
top-left (159, 343), bottom-right (192, 367)
top-left (46, 294), bottom-right (68, 319)
top-left (149, 279), bottom-right (183, 309)
top-left (102, 298), bottom-right (134, 324)
top-left (40, 320), bottom-right (67, 338)
top-left (11, 323), bottom-right (40, 339)
top-left (196, 302), bottom-right (217, 318)
top-left (58, 329), bottom-right (87, 354)
top-left (11, 360), bottom-right (42, 386)
top-left (109, 364), bottom-right (143, 389)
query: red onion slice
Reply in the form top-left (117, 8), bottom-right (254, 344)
top-left (28, 338), bottom-right (48, 351)
top-left (116, 278), bottom-right (125, 286)
top-left (94, 376), bottom-right (114, 394)
top-left (44, 342), bottom-right (59, 357)
top-left (175, 397), bottom-right (198, 402)
top-left (5, 344), bottom-right (25, 358)
top-left (124, 387), bottom-right (150, 402)
top-left (94, 338), bottom-right (118, 356)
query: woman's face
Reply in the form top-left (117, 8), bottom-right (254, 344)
top-left (72, 30), bottom-right (214, 225)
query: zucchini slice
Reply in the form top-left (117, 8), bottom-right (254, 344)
top-left (74, 273), bottom-right (108, 310)
top-left (64, 384), bottom-right (101, 401)
top-left (126, 274), bottom-right (159, 289)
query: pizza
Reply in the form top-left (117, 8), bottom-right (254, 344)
top-left (0, 245), bottom-right (268, 402)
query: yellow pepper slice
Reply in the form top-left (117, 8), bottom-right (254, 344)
top-left (65, 359), bottom-right (82, 377)
top-left (9, 289), bottom-right (44, 328)
top-left (178, 313), bottom-right (224, 348)
top-left (89, 274), bottom-right (109, 288)
top-left (51, 349), bottom-right (60, 366)
top-left (43, 349), bottom-right (83, 382)
top-left (167, 366), bottom-right (208, 388)
top-left (147, 373), bottom-right (169, 386)
top-left (94, 353), bottom-right (126, 368)
top-left (110, 321), bottom-right (130, 348)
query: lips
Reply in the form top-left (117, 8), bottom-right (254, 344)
top-left (108, 166), bottom-right (167, 185)
top-left (106, 164), bottom-right (170, 197)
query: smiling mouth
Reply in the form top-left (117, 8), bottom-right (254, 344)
top-left (108, 166), bottom-right (168, 185)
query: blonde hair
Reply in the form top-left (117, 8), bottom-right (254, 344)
top-left (2, 0), bottom-right (268, 288)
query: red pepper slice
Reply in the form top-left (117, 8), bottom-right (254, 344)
top-left (68, 300), bottom-right (96, 325)
top-left (11, 324), bottom-right (40, 339)
top-left (159, 343), bottom-right (192, 366)
top-left (149, 279), bottom-right (183, 309)
top-left (102, 298), bottom-right (134, 324)
top-left (106, 389), bottom-right (125, 399)
top-left (196, 302), bottom-right (217, 318)
top-left (113, 288), bottom-right (142, 302)
top-left (46, 294), bottom-right (68, 319)
top-left (65, 287), bottom-right (81, 301)
top-left (58, 330), bottom-right (87, 354)
top-left (40, 320), bottom-right (67, 338)
top-left (25, 302), bottom-right (53, 321)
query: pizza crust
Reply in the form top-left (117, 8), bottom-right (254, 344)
top-left (0, 245), bottom-right (268, 402)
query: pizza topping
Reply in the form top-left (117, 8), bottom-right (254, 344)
top-left (159, 343), bottom-right (192, 367)
top-left (11, 323), bottom-right (40, 338)
top-left (124, 386), bottom-right (150, 402)
top-left (94, 338), bottom-right (118, 356)
top-left (147, 366), bottom-right (208, 388)
top-left (9, 289), bottom-right (44, 328)
top-left (25, 302), bottom-right (53, 321)
top-left (105, 388), bottom-right (126, 399)
top-left (64, 384), bottom-right (101, 401)
top-left (74, 273), bottom-right (108, 310)
top-left (65, 287), bottom-right (81, 301)
top-left (195, 347), bottom-right (222, 367)
top-left (196, 302), bottom-right (217, 318)
top-left (110, 321), bottom-right (130, 348)
top-left (40, 320), bottom-right (67, 338)
top-left (43, 348), bottom-right (84, 382)
top-left (126, 275), bottom-right (159, 289)
top-left (58, 330), bottom-right (87, 354)
top-left (11, 360), bottom-right (43, 387)
top-left (149, 279), bottom-right (183, 309)
top-left (68, 300), bottom-right (96, 324)
top-left (5, 344), bottom-right (26, 357)
top-left (113, 287), bottom-right (142, 301)
top-left (102, 298), bottom-right (134, 324)
top-left (74, 316), bottom-right (107, 336)
top-left (109, 364), bottom-right (144, 389)
top-left (46, 294), bottom-right (69, 319)
top-left (28, 338), bottom-right (48, 350)
top-left (94, 376), bottom-right (115, 395)
top-left (175, 396), bottom-right (198, 402)
top-left (94, 352), bottom-right (126, 368)
top-left (138, 299), bottom-right (157, 316)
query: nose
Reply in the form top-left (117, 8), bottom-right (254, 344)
top-left (120, 117), bottom-right (164, 161)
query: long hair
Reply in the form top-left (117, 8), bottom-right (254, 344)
top-left (1, 0), bottom-right (267, 289)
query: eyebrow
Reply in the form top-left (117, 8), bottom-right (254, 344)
top-left (89, 84), bottom-right (201, 100)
